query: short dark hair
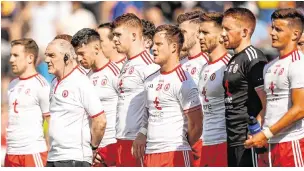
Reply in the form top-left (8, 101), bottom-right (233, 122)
top-left (177, 11), bottom-right (204, 25)
top-left (11, 38), bottom-right (39, 64)
top-left (223, 8), bottom-right (256, 36)
top-left (141, 19), bottom-right (156, 40)
top-left (199, 12), bottom-right (223, 28)
top-left (71, 28), bottom-right (100, 48)
top-left (271, 8), bottom-right (304, 33)
top-left (155, 24), bottom-right (184, 52)
top-left (54, 34), bottom-right (72, 42)
top-left (112, 13), bottom-right (143, 30)
top-left (97, 22), bottom-right (114, 40)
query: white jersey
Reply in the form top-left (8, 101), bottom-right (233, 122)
top-left (7, 74), bottom-right (49, 154)
top-left (116, 50), bottom-right (160, 140)
top-left (198, 53), bottom-right (231, 145)
top-left (87, 61), bottom-right (119, 147)
top-left (181, 52), bottom-right (209, 86)
top-left (115, 56), bottom-right (127, 70)
top-left (77, 65), bottom-right (91, 75)
top-left (145, 64), bottom-right (201, 154)
top-left (263, 50), bottom-right (304, 143)
top-left (48, 67), bottom-right (104, 163)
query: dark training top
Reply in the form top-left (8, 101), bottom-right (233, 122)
top-left (223, 45), bottom-right (268, 147)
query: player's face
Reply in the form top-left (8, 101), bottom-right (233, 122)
top-left (270, 19), bottom-right (294, 50)
top-left (74, 44), bottom-right (95, 69)
top-left (221, 16), bottom-right (242, 49)
top-left (179, 21), bottom-right (198, 52)
top-left (9, 45), bottom-right (28, 76)
top-left (112, 25), bottom-right (131, 53)
top-left (97, 27), bottom-right (116, 58)
top-left (298, 33), bottom-right (304, 53)
top-left (152, 32), bottom-right (171, 66)
top-left (198, 21), bottom-right (221, 53)
top-left (45, 44), bottom-right (65, 75)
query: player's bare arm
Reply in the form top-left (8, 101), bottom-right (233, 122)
top-left (91, 114), bottom-right (107, 148)
top-left (185, 108), bottom-right (203, 146)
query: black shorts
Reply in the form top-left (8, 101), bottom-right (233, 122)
top-left (227, 145), bottom-right (258, 167)
top-left (46, 160), bottom-right (91, 167)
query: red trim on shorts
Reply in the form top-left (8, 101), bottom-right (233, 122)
top-left (93, 61), bottom-right (111, 73)
top-left (129, 50), bottom-right (145, 60)
top-left (280, 49), bottom-right (297, 60)
top-left (184, 105), bottom-right (202, 114)
top-left (19, 73), bottom-right (38, 80)
top-left (209, 53), bottom-right (228, 65)
top-left (90, 110), bottom-right (105, 118)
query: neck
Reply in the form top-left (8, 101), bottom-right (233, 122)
top-left (188, 42), bottom-right (202, 57)
top-left (279, 43), bottom-right (297, 57)
top-left (109, 50), bottom-right (125, 63)
top-left (160, 54), bottom-right (180, 73)
top-left (234, 38), bottom-right (251, 54)
top-left (92, 52), bottom-right (110, 70)
top-left (57, 63), bottom-right (74, 80)
top-left (19, 66), bottom-right (37, 78)
top-left (127, 41), bottom-right (145, 59)
top-left (209, 45), bottom-right (227, 62)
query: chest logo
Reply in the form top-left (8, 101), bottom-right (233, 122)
top-left (101, 79), bottom-right (107, 86)
top-left (210, 73), bottom-right (216, 81)
top-left (269, 81), bottom-right (278, 96)
top-left (62, 90), bottom-right (69, 98)
top-left (129, 66), bottom-right (134, 74)
top-left (233, 64), bottom-right (239, 73)
top-left (164, 83), bottom-right (170, 91)
top-left (191, 67), bottom-right (197, 75)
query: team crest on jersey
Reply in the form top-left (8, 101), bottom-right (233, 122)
top-left (62, 90), bottom-right (69, 98)
top-left (164, 83), bottom-right (170, 91)
top-left (25, 89), bottom-right (31, 95)
top-left (129, 67), bottom-right (134, 74)
top-left (101, 79), bottom-right (107, 86)
top-left (279, 68), bottom-right (284, 75)
top-left (233, 64), bottom-right (239, 73)
top-left (210, 73), bottom-right (216, 81)
top-left (191, 67), bottom-right (197, 75)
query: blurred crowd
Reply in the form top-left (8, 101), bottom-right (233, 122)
top-left (1, 1), bottom-right (304, 165)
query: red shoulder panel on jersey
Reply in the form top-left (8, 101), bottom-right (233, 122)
top-left (292, 50), bottom-right (301, 62)
top-left (176, 66), bottom-right (187, 82)
top-left (183, 105), bottom-right (202, 115)
top-left (143, 51), bottom-right (154, 64)
top-left (141, 51), bottom-right (153, 65)
top-left (221, 54), bottom-right (231, 65)
top-left (90, 110), bottom-right (105, 118)
top-left (201, 52), bottom-right (209, 62)
top-left (108, 62), bottom-right (120, 76)
top-left (35, 75), bottom-right (47, 87)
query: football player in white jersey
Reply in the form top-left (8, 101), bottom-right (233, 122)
top-left (133, 24), bottom-right (203, 167)
top-left (96, 23), bottom-right (126, 69)
top-left (112, 13), bottom-right (159, 167)
top-left (245, 8), bottom-right (304, 167)
top-left (71, 28), bottom-right (119, 167)
top-left (44, 39), bottom-right (107, 167)
top-left (5, 38), bottom-right (50, 167)
top-left (177, 11), bottom-right (209, 86)
top-left (298, 32), bottom-right (304, 53)
top-left (197, 12), bottom-right (231, 167)
top-left (176, 10), bottom-right (208, 166)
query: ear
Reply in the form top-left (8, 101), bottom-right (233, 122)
top-left (291, 29), bottom-right (300, 41)
top-left (170, 42), bottom-right (177, 54)
top-left (132, 32), bottom-right (136, 41)
top-left (242, 28), bottom-right (249, 38)
top-left (27, 54), bottom-right (35, 64)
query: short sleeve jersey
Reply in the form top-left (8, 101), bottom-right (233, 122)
top-left (222, 45), bottom-right (268, 147)
top-left (198, 53), bottom-right (231, 145)
top-left (181, 52), bottom-right (209, 86)
top-left (145, 64), bottom-right (201, 154)
top-left (87, 61), bottom-right (119, 147)
top-left (263, 50), bottom-right (304, 143)
top-left (116, 50), bottom-right (160, 140)
top-left (115, 56), bottom-right (127, 70)
top-left (48, 67), bottom-right (104, 163)
top-left (7, 74), bottom-right (50, 154)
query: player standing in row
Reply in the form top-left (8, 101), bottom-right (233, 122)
top-left (177, 11), bottom-right (209, 86)
top-left (45, 39), bottom-right (107, 167)
top-left (5, 38), bottom-right (50, 167)
top-left (221, 8), bottom-right (268, 167)
top-left (245, 8), bottom-right (304, 167)
top-left (133, 24), bottom-right (203, 167)
top-left (96, 23), bottom-right (127, 70)
top-left (71, 28), bottom-right (120, 167)
top-left (197, 12), bottom-right (231, 167)
top-left (112, 13), bottom-right (159, 167)
top-left (141, 19), bottom-right (156, 53)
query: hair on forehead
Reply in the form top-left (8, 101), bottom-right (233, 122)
top-left (54, 34), bottom-right (72, 42)
top-left (177, 11), bottom-right (205, 25)
top-left (199, 12), bottom-right (223, 27)
top-left (71, 28), bottom-right (100, 48)
top-left (155, 24), bottom-right (184, 52)
top-left (112, 13), bottom-right (143, 30)
top-left (11, 38), bottom-right (39, 64)
top-left (271, 8), bottom-right (304, 32)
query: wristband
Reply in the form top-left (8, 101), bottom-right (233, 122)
top-left (262, 127), bottom-right (274, 139)
top-left (90, 143), bottom-right (98, 151)
top-left (138, 127), bottom-right (147, 136)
